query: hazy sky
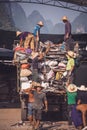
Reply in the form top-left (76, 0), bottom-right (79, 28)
top-left (19, 3), bottom-right (80, 25)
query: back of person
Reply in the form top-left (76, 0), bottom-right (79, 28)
top-left (67, 91), bottom-right (77, 105)
top-left (77, 90), bottom-right (87, 104)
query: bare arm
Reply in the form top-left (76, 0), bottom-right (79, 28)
top-left (44, 100), bottom-right (48, 112)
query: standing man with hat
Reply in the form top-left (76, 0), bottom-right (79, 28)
top-left (66, 84), bottom-right (77, 126)
top-left (33, 21), bottom-right (44, 52)
top-left (31, 84), bottom-right (48, 130)
top-left (62, 16), bottom-right (74, 51)
top-left (66, 51), bottom-right (75, 86)
top-left (62, 16), bottom-right (71, 41)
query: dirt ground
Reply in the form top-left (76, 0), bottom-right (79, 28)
top-left (0, 102), bottom-right (78, 130)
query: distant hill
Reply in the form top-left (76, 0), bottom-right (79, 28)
top-left (27, 10), bottom-right (49, 33)
top-left (0, 3), bottom-right (16, 31)
top-left (0, 3), bottom-right (87, 34)
top-left (11, 3), bottom-right (28, 31)
top-left (51, 23), bottom-right (64, 34)
top-left (45, 20), bottom-right (54, 34)
top-left (72, 13), bottom-right (87, 33)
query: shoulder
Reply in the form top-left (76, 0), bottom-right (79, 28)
top-left (41, 92), bottom-right (46, 97)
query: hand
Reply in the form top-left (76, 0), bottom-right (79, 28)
top-left (66, 34), bottom-right (69, 39)
top-left (68, 71), bottom-right (71, 76)
top-left (44, 108), bottom-right (48, 112)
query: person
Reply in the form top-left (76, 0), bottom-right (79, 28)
top-left (66, 51), bottom-right (75, 86)
top-left (28, 84), bottom-right (48, 130)
top-left (66, 84), bottom-right (77, 126)
top-left (31, 51), bottom-right (39, 82)
top-left (22, 82), bottom-right (41, 124)
top-left (31, 50), bottom-right (46, 82)
top-left (76, 85), bottom-right (87, 128)
top-left (22, 83), bottom-right (35, 124)
top-left (16, 31), bottom-right (30, 47)
top-left (71, 104), bottom-right (83, 130)
top-left (23, 33), bottom-right (35, 51)
top-left (62, 16), bottom-right (74, 51)
top-left (33, 21), bottom-right (44, 51)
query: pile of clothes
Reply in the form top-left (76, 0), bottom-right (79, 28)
top-left (13, 39), bottom-right (77, 93)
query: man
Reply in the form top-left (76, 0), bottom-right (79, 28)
top-left (66, 51), bottom-right (75, 86)
top-left (32, 85), bottom-right (48, 130)
top-left (23, 83), bottom-right (35, 124)
top-left (31, 50), bottom-right (45, 82)
top-left (16, 31), bottom-right (35, 51)
top-left (33, 21), bottom-right (44, 51)
top-left (62, 16), bottom-right (74, 51)
top-left (66, 84), bottom-right (77, 126)
top-left (76, 85), bottom-right (87, 128)
top-left (24, 83), bottom-right (48, 130)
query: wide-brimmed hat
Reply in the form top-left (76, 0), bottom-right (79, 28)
top-left (77, 85), bottom-right (87, 91)
top-left (67, 51), bottom-right (74, 58)
top-left (32, 81), bottom-right (41, 86)
top-left (67, 84), bottom-right (77, 92)
top-left (62, 16), bottom-right (68, 21)
top-left (16, 31), bottom-right (22, 36)
top-left (34, 85), bottom-right (44, 89)
top-left (37, 21), bottom-right (44, 26)
top-left (32, 82), bottom-right (44, 89)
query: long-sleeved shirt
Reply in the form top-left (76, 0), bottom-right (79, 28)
top-left (65, 21), bottom-right (71, 37)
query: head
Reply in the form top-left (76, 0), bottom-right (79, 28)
top-left (67, 84), bottom-right (77, 93)
top-left (37, 21), bottom-right (44, 27)
top-left (66, 51), bottom-right (74, 58)
top-left (62, 16), bottom-right (68, 23)
top-left (34, 85), bottom-right (44, 92)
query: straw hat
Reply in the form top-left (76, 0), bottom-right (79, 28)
top-left (16, 31), bottom-right (22, 36)
top-left (32, 81), bottom-right (44, 89)
top-left (77, 85), bottom-right (87, 91)
top-left (67, 84), bottom-right (77, 92)
top-left (37, 21), bottom-right (44, 26)
top-left (34, 85), bottom-right (44, 89)
top-left (62, 16), bottom-right (68, 21)
top-left (32, 81), bottom-right (41, 86)
top-left (67, 51), bottom-right (74, 58)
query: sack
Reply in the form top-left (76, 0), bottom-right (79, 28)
top-left (46, 69), bottom-right (54, 80)
top-left (20, 77), bottom-right (28, 82)
top-left (20, 69), bottom-right (32, 77)
top-left (21, 81), bottom-right (32, 90)
top-left (19, 59), bottom-right (28, 64)
top-left (15, 51), bottom-right (27, 60)
top-left (25, 48), bottom-right (32, 54)
top-left (32, 81), bottom-right (41, 87)
top-left (21, 63), bottom-right (30, 69)
top-left (55, 72), bottom-right (60, 80)
top-left (14, 46), bottom-right (25, 52)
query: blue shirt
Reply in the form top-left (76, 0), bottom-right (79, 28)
top-left (33, 25), bottom-right (40, 36)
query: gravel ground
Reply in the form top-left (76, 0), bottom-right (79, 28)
top-left (0, 102), bottom-right (77, 130)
